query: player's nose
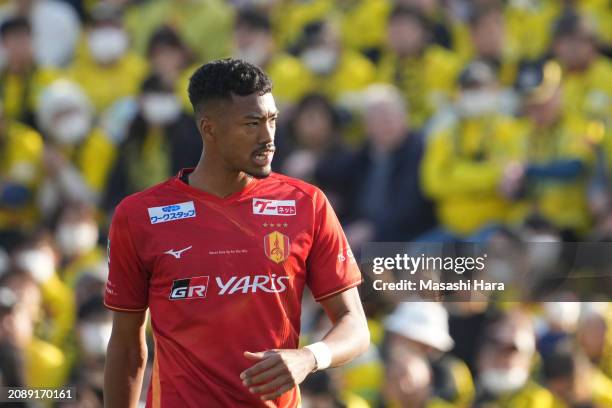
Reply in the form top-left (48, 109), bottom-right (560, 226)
top-left (257, 121), bottom-right (275, 145)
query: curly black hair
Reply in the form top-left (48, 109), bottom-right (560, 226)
top-left (188, 58), bottom-right (273, 116)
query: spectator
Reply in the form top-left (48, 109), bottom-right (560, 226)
top-left (0, 0), bottom-right (81, 67)
top-left (233, 8), bottom-right (310, 107)
top-left (0, 16), bottom-right (57, 126)
top-left (146, 25), bottom-right (193, 92)
top-left (384, 302), bottom-right (475, 407)
top-left (517, 60), bottom-right (595, 236)
top-left (123, 0), bottom-right (232, 63)
top-left (473, 310), bottom-right (555, 407)
top-left (421, 60), bottom-right (527, 240)
top-left (0, 270), bottom-right (69, 388)
top-left (542, 341), bottom-right (612, 408)
top-left (67, 7), bottom-right (147, 114)
top-left (552, 11), bottom-right (612, 126)
top-left (466, 3), bottom-right (520, 86)
top-left (296, 20), bottom-right (376, 104)
top-left (36, 79), bottom-right (117, 215)
top-left (577, 304), bottom-right (612, 381)
top-left (0, 97), bottom-right (44, 247)
top-left (318, 84), bottom-right (436, 246)
top-left (377, 6), bottom-right (460, 131)
top-left (277, 93), bottom-right (347, 185)
top-left (104, 75), bottom-right (201, 210)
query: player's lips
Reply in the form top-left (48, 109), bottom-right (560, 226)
top-left (252, 148), bottom-right (275, 167)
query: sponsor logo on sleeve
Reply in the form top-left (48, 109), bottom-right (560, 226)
top-left (148, 201), bottom-right (196, 224)
top-left (252, 199), bottom-right (296, 216)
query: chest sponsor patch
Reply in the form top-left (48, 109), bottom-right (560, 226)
top-left (148, 201), bottom-right (196, 224)
top-left (252, 198), bottom-right (296, 216)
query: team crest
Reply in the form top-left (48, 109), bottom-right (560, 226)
top-left (264, 231), bottom-right (290, 264)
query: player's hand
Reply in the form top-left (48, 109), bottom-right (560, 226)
top-left (241, 348), bottom-right (316, 401)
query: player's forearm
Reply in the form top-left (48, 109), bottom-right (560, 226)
top-left (104, 337), bottom-right (148, 408)
top-left (317, 310), bottom-right (370, 367)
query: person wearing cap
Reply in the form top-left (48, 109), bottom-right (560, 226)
top-left (420, 60), bottom-right (528, 239)
top-left (516, 60), bottom-right (596, 236)
top-left (383, 302), bottom-right (475, 408)
top-left (473, 310), bottom-right (555, 408)
top-left (67, 7), bottom-right (147, 114)
top-left (377, 5), bottom-right (461, 130)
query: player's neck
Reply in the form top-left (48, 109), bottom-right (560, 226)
top-left (188, 159), bottom-right (253, 199)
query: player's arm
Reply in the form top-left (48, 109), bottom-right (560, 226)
top-left (104, 310), bottom-right (148, 408)
top-left (241, 287), bottom-right (369, 401)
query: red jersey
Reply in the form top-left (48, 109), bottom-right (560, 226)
top-left (104, 168), bottom-right (362, 408)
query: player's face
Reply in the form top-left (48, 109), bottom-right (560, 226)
top-left (212, 92), bottom-right (278, 178)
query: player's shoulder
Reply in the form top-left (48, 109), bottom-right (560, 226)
top-left (264, 172), bottom-right (325, 202)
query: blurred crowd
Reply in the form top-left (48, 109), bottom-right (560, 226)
top-left (0, 0), bottom-right (611, 407)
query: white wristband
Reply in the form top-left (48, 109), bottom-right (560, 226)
top-left (304, 341), bottom-right (332, 371)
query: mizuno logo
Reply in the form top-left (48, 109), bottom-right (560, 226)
top-left (164, 246), bottom-right (193, 259)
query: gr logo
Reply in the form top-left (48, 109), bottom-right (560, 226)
top-left (169, 276), bottom-right (209, 300)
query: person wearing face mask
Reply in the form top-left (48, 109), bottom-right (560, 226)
top-left (0, 16), bottom-right (58, 127)
top-left (421, 60), bottom-right (529, 240)
top-left (0, 269), bottom-right (70, 389)
top-left (12, 232), bottom-right (76, 349)
top-left (103, 74), bottom-right (201, 210)
top-left (67, 7), bottom-right (147, 114)
top-left (54, 202), bottom-right (105, 288)
top-left (232, 8), bottom-right (310, 107)
top-left (67, 295), bottom-right (115, 407)
top-left (377, 6), bottom-right (461, 130)
top-left (383, 302), bottom-right (475, 408)
top-left (296, 20), bottom-right (376, 104)
top-left (36, 79), bottom-right (117, 215)
top-left (474, 310), bottom-right (554, 408)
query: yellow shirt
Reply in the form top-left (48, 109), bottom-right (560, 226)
top-left (124, 0), bottom-right (233, 63)
top-left (523, 115), bottom-right (595, 233)
top-left (377, 45), bottom-right (462, 128)
top-left (67, 50), bottom-right (147, 113)
top-left (70, 127), bottom-right (117, 195)
top-left (302, 49), bottom-right (376, 102)
top-left (0, 121), bottom-right (44, 230)
top-left (421, 115), bottom-right (528, 235)
top-left (26, 337), bottom-right (69, 388)
top-left (0, 66), bottom-right (58, 123)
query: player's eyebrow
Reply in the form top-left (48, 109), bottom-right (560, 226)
top-left (243, 111), bottom-right (279, 120)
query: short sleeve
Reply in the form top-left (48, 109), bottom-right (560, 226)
top-left (306, 189), bottom-right (362, 301)
top-left (104, 202), bottom-right (149, 312)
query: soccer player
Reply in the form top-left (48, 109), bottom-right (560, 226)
top-left (103, 58), bottom-right (370, 407)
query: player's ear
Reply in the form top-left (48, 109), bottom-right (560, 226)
top-left (201, 115), bottom-right (216, 143)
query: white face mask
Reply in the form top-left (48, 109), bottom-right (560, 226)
top-left (51, 113), bottom-right (91, 145)
top-left (56, 222), bottom-right (99, 258)
top-left (301, 47), bottom-right (338, 75)
top-left (80, 321), bottom-right (112, 357)
top-left (457, 90), bottom-right (501, 117)
top-left (88, 27), bottom-right (128, 64)
top-left (142, 93), bottom-right (182, 125)
top-left (236, 44), bottom-right (269, 67)
top-left (15, 249), bottom-right (55, 283)
top-left (480, 367), bottom-right (529, 395)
